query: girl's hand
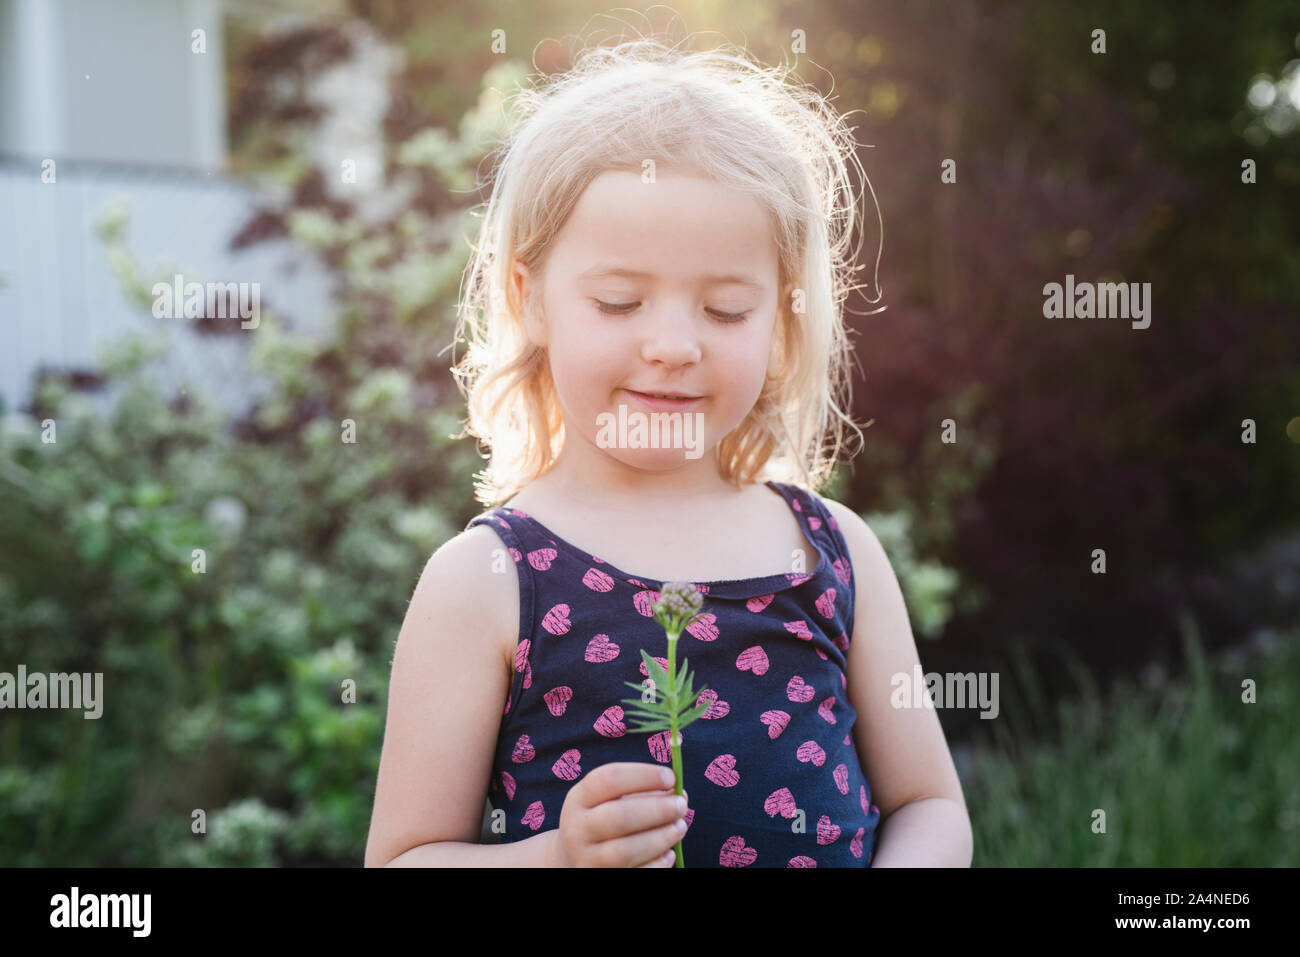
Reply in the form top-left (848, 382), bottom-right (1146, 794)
top-left (553, 762), bottom-right (689, 867)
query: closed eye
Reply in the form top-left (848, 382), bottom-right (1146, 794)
top-left (592, 299), bottom-right (749, 322)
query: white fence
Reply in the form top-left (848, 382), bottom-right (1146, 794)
top-left (0, 156), bottom-right (337, 416)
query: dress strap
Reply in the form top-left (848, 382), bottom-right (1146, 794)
top-left (464, 507), bottom-right (536, 717)
top-left (769, 481), bottom-right (856, 638)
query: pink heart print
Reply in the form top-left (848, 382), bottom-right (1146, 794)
top-left (509, 547), bottom-right (521, 563)
top-left (818, 696), bottom-right (837, 724)
top-left (552, 748), bottom-right (582, 781)
top-left (788, 856), bottom-right (817, 868)
top-left (696, 688), bottom-right (730, 719)
top-left (499, 770), bottom-right (516, 800)
top-left (685, 613), bottom-right (719, 642)
top-left (746, 593), bottom-right (774, 613)
top-left (632, 589), bottom-right (661, 617)
top-left (541, 603), bottom-right (571, 635)
top-left (786, 675), bottom-right (815, 702)
top-left (594, 706), bottom-right (626, 737)
top-left (784, 620), bottom-right (813, 640)
top-left (807, 515), bottom-right (822, 531)
top-left (648, 729), bottom-right (677, 763)
top-left (764, 787), bottom-right (797, 819)
top-left (543, 686), bottom-right (572, 716)
top-left (704, 754), bottom-right (740, 788)
top-left (815, 647), bottom-right (829, 661)
top-left (719, 836), bottom-right (757, 867)
top-left (527, 547), bottom-right (558, 570)
top-left (522, 801), bottom-right (545, 831)
top-left (584, 634), bottom-right (619, 663)
top-left (850, 827), bottom-right (865, 858)
top-left (511, 734), bottom-right (535, 763)
top-left (816, 814), bottom-right (841, 844)
top-left (860, 785), bottom-right (869, 814)
top-left (514, 639), bottom-right (530, 674)
top-left (814, 588), bottom-right (837, 618)
top-left (736, 646), bottom-right (769, 675)
top-left (832, 556), bottom-right (852, 585)
top-left (834, 631), bottom-right (849, 653)
top-left (582, 567), bottom-right (615, 592)
top-left (796, 740), bottom-right (826, 766)
top-left (785, 573), bottom-right (813, 587)
top-left (760, 710), bottom-right (790, 739)
top-left (833, 763), bottom-right (849, 794)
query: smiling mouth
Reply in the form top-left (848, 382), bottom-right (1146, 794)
top-left (627, 390), bottom-right (703, 400)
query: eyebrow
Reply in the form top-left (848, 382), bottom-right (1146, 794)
top-left (577, 265), bottom-right (765, 289)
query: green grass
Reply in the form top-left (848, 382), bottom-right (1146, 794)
top-left (967, 615), bottom-right (1300, 866)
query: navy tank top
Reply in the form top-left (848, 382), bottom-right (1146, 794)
top-left (464, 479), bottom-right (881, 867)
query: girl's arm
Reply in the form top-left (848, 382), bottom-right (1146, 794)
top-left (824, 499), bottom-right (974, 868)
top-left (364, 526), bottom-right (556, 867)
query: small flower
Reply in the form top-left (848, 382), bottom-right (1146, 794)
top-left (620, 580), bottom-right (712, 868)
top-left (653, 581), bottom-right (705, 636)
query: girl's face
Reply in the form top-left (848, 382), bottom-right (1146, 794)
top-left (514, 168), bottom-right (787, 499)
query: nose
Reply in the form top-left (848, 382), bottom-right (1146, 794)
top-left (638, 304), bottom-right (703, 367)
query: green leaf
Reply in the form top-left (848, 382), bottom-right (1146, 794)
top-left (622, 703), bottom-right (671, 721)
top-left (627, 719), bottom-right (672, 733)
top-left (676, 663), bottom-right (697, 697)
top-left (676, 699), bottom-right (713, 728)
top-left (621, 696), bottom-right (669, 713)
top-left (641, 651), bottom-right (670, 688)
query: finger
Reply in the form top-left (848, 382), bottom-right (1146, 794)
top-left (577, 763), bottom-right (677, 809)
top-left (634, 848), bottom-right (677, 868)
top-left (588, 791), bottom-right (686, 844)
top-left (613, 790), bottom-right (686, 806)
top-left (601, 818), bottom-right (686, 867)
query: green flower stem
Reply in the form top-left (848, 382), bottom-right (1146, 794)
top-left (667, 628), bottom-right (685, 868)
top-left (619, 581), bottom-right (710, 868)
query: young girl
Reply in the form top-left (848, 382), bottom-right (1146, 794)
top-left (365, 35), bottom-right (971, 868)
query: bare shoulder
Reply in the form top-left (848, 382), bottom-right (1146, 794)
top-left (821, 497), bottom-right (893, 591)
top-left (422, 523), bottom-right (521, 673)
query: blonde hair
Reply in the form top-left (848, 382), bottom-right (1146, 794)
top-left (451, 26), bottom-right (879, 508)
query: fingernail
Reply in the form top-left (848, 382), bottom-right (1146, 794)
top-left (675, 796), bottom-right (687, 813)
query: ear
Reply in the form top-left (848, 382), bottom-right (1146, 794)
top-left (514, 261), bottom-right (546, 348)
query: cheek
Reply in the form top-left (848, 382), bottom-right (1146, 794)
top-left (548, 328), bottom-right (617, 396)
top-left (726, 335), bottom-right (773, 388)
